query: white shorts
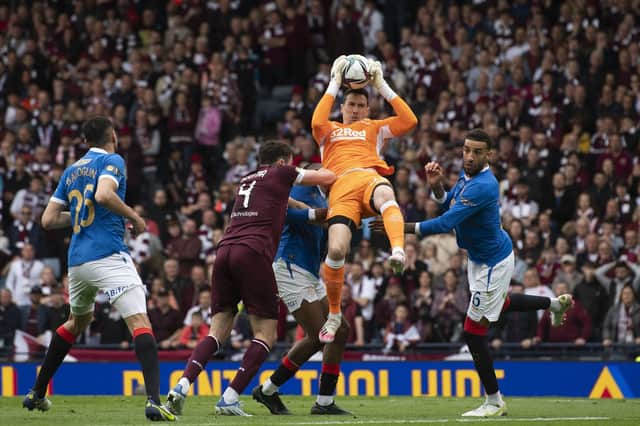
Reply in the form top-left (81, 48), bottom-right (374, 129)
top-left (466, 251), bottom-right (514, 322)
top-left (68, 252), bottom-right (147, 318)
top-left (273, 259), bottom-right (326, 313)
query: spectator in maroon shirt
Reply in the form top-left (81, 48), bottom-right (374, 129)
top-left (597, 134), bottom-right (633, 182)
top-left (162, 258), bottom-right (195, 318)
top-left (167, 90), bottom-right (195, 166)
top-left (165, 219), bottom-right (202, 278)
top-left (148, 289), bottom-right (183, 349)
top-left (536, 282), bottom-right (592, 346)
top-left (341, 283), bottom-right (365, 345)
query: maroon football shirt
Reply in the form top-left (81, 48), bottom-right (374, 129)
top-left (218, 164), bottom-right (300, 259)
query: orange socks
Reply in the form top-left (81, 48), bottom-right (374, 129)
top-left (381, 201), bottom-right (405, 250)
top-left (322, 261), bottom-right (345, 314)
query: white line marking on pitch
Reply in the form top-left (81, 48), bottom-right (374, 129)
top-left (194, 416), bottom-right (611, 426)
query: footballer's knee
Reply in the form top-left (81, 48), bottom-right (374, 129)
top-left (463, 317), bottom-right (489, 337)
top-left (123, 313), bottom-right (152, 335)
top-left (65, 312), bottom-right (92, 336)
top-left (372, 184), bottom-right (395, 207)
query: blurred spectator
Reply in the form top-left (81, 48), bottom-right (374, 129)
top-left (602, 285), bottom-right (640, 346)
top-left (9, 175), bottom-right (46, 221)
top-left (383, 304), bottom-right (420, 354)
top-left (374, 279), bottom-right (407, 337)
top-left (430, 269), bottom-right (467, 342)
top-left (595, 258), bottom-right (640, 308)
top-left (148, 289), bottom-right (182, 349)
top-left (411, 270), bottom-right (434, 326)
top-left (165, 218), bottom-right (202, 277)
top-left (553, 255), bottom-right (584, 292)
top-left (18, 286), bottom-right (51, 338)
top-left (536, 248), bottom-right (561, 286)
top-left (0, 288), bottom-right (21, 357)
top-left (92, 299), bottom-right (131, 349)
top-left (573, 262), bottom-right (609, 342)
top-left (536, 282), bottom-right (592, 346)
top-left (184, 287), bottom-right (211, 327)
top-left (46, 287), bottom-right (69, 332)
top-left (491, 283), bottom-right (538, 350)
top-left (178, 311), bottom-right (208, 349)
top-left (8, 205), bottom-right (44, 256)
top-left (5, 243), bottom-right (44, 307)
top-left (400, 241), bottom-right (427, 295)
top-left (228, 310), bottom-right (254, 357)
top-left (341, 283), bottom-right (365, 346)
top-left (162, 258), bottom-right (195, 318)
top-left (346, 261), bottom-right (375, 334)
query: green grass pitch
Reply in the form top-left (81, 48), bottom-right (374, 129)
top-left (2, 395), bottom-right (639, 425)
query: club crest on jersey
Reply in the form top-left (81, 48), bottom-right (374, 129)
top-left (329, 127), bottom-right (366, 142)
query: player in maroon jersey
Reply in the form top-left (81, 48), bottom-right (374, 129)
top-left (166, 141), bottom-right (336, 416)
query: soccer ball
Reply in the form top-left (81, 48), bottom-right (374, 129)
top-left (341, 54), bottom-right (371, 89)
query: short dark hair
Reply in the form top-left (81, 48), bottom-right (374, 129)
top-left (82, 116), bottom-right (113, 147)
top-left (258, 141), bottom-right (293, 165)
top-left (465, 128), bottom-right (492, 149)
top-left (344, 88), bottom-right (369, 105)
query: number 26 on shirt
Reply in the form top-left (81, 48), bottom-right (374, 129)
top-left (68, 183), bottom-right (96, 233)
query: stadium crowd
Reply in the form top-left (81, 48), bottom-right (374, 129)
top-left (1, 0), bottom-right (640, 359)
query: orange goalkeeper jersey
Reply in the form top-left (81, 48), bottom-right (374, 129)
top-left (311, 94), bottom-right (418, 176)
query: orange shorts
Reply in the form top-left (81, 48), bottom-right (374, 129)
top-left (327, 170), bottom-right (391, 226)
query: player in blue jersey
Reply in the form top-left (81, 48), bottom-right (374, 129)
top-left (22, 117), bottom-right (175, 421)
top-left (251, 172), bottom-right (351, 415)
top-left (375, 129), bottom-right (572, 417)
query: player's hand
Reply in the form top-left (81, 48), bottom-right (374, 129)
top-left (424, 162), bottom-right (444, 186)
top-left (367, 59), bottom-right (384, 90)
top-left (130, 215), bottom-right (146, 237)
top-left (330, 55), bottom-right (347, 85)
top-left (368, 217), bottom-right (385, 233)
top-left (309, 207), bottom-right (328, 224)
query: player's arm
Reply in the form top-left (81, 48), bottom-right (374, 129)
top-left (407, 183), bottom-right (488, 236)
top-left (311, 56), bottom-right (347, 143)
top-left (95, 175), bottom-right (145, 234)
top-left (369, 59), bottom-right (418, 138)
top-left (42, 174), bottom-right (72, 230)
top-left (424, 162), bottom-right (451, 210)
top-left (286, 206), bottom-right (328, 225)
top-left (41, 202), bottom-right (71, 230)
top-left (295, 167), bottom-right (337, 187)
